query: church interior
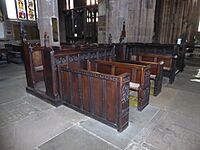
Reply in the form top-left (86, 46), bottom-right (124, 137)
top-left (0, 0), bottom-right (200, 150)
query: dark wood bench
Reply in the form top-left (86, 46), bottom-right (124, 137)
top-left (115, 43), bottom-right (185, 83)
top-left (42, 46), bottom-right (115, 104)
top-left (117, 43), bottom-right (185, 72)
top-left (5, 44), bottom-right (23, 63)
top-left (30, 47), bottom-right (44, 83)
top-left (23, 43), bottom-right (44, 89)
top-left (127, 52), bottom-right (176, 84)
top-left (0, 48), bottom-right (9, 64)
top-left (115, 59), bottom-right (164, 96)
top-left (58, 66), bottom-right (130, 132)
top-left (88, 60), bottom-right (151, 111)
top-left (23, 42), bottom-right (115, 105)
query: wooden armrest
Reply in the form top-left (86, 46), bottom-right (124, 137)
top-left (163, 67), bottom-right (171, 71)
top-left (160, 61), bottom-right (164, 65)
top-left (34, 66), bottom-right (44, 72)
top-left (173, 55), bottom-right (178, 59)
top-left (150, 74), bottom-right (157, 79)
top-left (129, 82), bottom-right (140, 90)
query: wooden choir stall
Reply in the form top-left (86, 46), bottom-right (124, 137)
top-left (22, 41), bottom-right (185, 132)
top-left (115, 43), bottom-right (186, 84)
top-left (23, 43), bottom-right (130, 132)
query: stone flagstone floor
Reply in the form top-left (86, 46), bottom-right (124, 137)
top-left (0, 61), bottom-right (200, 150)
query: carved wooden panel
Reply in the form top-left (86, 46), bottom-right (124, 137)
top-left (59, 67), bottom-right (130, 132)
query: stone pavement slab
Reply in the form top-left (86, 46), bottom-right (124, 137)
top-left (0, 105), bottom-right (88, 150)
top-left (75, 105), bottom-right (158, 149)
top-left (145, 117), bottom-right (200, 150)
top-left (150, 87), bottom-right (200, 118)
top-left (24, 94), bottom-right (55, 112)
top-left (132, 109), bottom-right (200, 150)
top-left (129, 105), bottom-right (159, 127)
top-left (0, 85), bottom-right (26, 104)
top-left (125, 142), bottom-right (159, 150)
top-left (80, 117), bottom-right (141, 149)
top-left (165, 66), bottom-right (200, 94)
top-left (39, 126), bottom-right (119, 150)
top-left (0, 74), bottom-right (26, 88)
top-left (53, 105), bottom-right (89, 123)
top-left (150, 87), bottom-right (178, 110)
top-left (0, 96), bottom-right (39, 127)
top-left (166, 90), bottom-right (200, 118)
top-left (0, 94), bottom-right (56, 127)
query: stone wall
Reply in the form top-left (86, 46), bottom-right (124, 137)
top-left (58, 0), bottom-right (66, 43)
top-left (127, 0), bottom-right (156, 43)
top-left (37, 0), bottom-right (60, 46)
top-left (155, 0), bottom-right (200, 44)
top-left (98, 0), bottom-right (107, 43)
top-left (101, 0), bottom-right (156, 43)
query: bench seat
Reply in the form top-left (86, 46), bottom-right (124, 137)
top-left (129, 53), bottom-right (175, 84)
top-left (88, 60), bottom-right (151, 111)
top-left (115, 59), bottom-right (164, 96)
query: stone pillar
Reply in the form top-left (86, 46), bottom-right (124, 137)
top-left (37, 0), bottom-right (60, 46)
top-left (106, 0), bottom-right (129, 43)
top-left (98, 0), bottom-right (107, 43)
top-left (58, 0), bottom-right (66, 43)
top-left (106, 0), bottom-right (156, 43)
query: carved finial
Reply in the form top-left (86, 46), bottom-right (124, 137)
top-left (119, 21), bottom-right (126, 43)
top-left (44, 32), bottom-right (50, 47)
top-left (108, 33), bottom-right (112, 44)
top-left (44, 32), bottom-right (47, 47)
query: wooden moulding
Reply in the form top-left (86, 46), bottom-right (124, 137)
top-left (58, 66), bottom-right (130, 132)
